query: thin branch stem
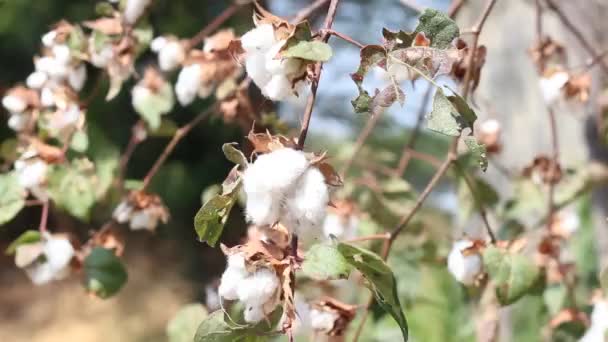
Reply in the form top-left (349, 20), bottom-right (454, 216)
top-left (534, 0), bottom-right (545, 73)
top-left (117, 120), bottom-right (145, 188)
top-left (292, 0), bottom-right (331, 23)
top-left (446, 0), bottom-right (466, 17)
top-left (296, 0), bottom-right (341, 150)
top-left (321, 29), bottom-right (365, 48)
top-left (141, 106), bottom-right (215, 191)
top-left (344, 233), bottom-right (391, 243)
top-left (544, 0), bottom-right (608, 74)
top-left (39, 200), bottom-right (49, 233)
top-left (399, 0), bottom-right (425, 13)
top-left (545, 106), bottom-right (559, 231)
top-left (188, 2), bottom-right (246, 49)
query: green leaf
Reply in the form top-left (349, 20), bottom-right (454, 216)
top-left (222, 143), bottom-right (248, 168)
top-left (47, 162), bottom-right (96, 220)
top-left (426, 88), bottom-right (477, 137)
top-left (5, 230), bottom-right (41, 255)
top-left (282, 41), bottom-right (333, 62)
top-left (414, 9), bottom-right (460, 49)
top-left (302, 243), bottom-right (353, 280)
top-left (338, 243), bottom-right (408, 341)
top-left (601, 267), bottom-right (608, 295)
top-left (70, 130), bottom-right (89, 152)
top-left (95, 2), bottom-right (114, 16)
top-left (67, 25), bottom-right (86, 55)
top-left (464, 136), bottom-right (487, 172)
top-left (148, 119), bottom-right (178, 137)
top-left (83, 247), bottom-right (128, 299)
top-left (133, 82), bottom-right (174, 131)
top-left (194, 310), bottom-right (279, 342)
top-left (483, 246), bottom-right (541, 305)
top-left (194, 195), bottom-right (236, 247)
top-left (167, 303), bottom-right (208, 342)
top-left (0, 172), bottom-right (26, 226)
top-left (350, 45), bottom-right (388, 115)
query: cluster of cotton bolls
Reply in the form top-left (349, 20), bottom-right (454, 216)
top-left (241, 23), bottom-right (309, 101)
top-left (447, 239), bottom-right (483, 285)
top-left (242, 148), bottom-right (329, 234)
top-left (13, 148), bottom-right (50, 200)
top-left (218, 253), bottom-right (281, 323)
top-left (14, 233), bottom-right (75, 285)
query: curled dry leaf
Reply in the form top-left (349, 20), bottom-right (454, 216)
top-left (24, 137), bottom-right (65, 163)
top-left (563, 72), bottom-right (591, 102)
top-left (311, 297), bottom-right (357, 336)
top-left (522, 155), bottom-right (562, 185)
top-left (247, 129), bottom-right (297, 154)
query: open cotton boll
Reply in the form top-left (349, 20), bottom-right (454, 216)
top-left (241, 24), bottom-right (276, 52)
top-left (43, 236), bottom-right (75, 272)
top-left (41, 87), bottom-right (56, 108)
top-left (36, 56), bottom-right (68, 80)
top-left (48, 104), bottom-right (81, 132)
top-left (219, 267), bottom-right (248, 300)
top-left (89, 41), bottom-right (114, 68)
top-left (26, 71), bottom-right (48, 90)
top-left (129, 209), bottom-right (158, 231)
top-left (52, 44), bottom-right (72, 65)
top-left (244, 148), bottom-right (310, 193)
top-left (113, 201), bottom-right (134, 223)
top-left (123, 0), bottom-right (151, 24)
top-left (2, 95), bottom-right (27, 113)
top-left (41, 31), bottom-right (57, 47)
top-left (68, 64), bottom-right (87, 91)
top-left (264, 41), bottom-right (302, 76)
top-left (245, 192), bottom-right (281, 226)
top-left (322, 213), bottom-right (357, 239)
top-left (245, 51), bottom-right (272, 86)
top-left (244, 304), bottom-right (266, 323)
top-left (539, 71), bottom-right (569, 105)
top-left (150, 36), bottom-right (168, 52)
top-left (237, 268), bottom-right (279, 307)
top-left (8, 113), bottom-right (29, 131)
top-left (310, 308), bottom-right (339, 333)
top-left (447, 239), bottom-right (482, 285)
top-left (262, 74), bottom-right (293, 101)
top-left (284, 167), bottom-right (329, 233)
top-left (14, 157), bottom-right (48, 190)
top-left (157, 40), bottom-right (185, 72)
top-left (175, 64), bottom-right (203, 106)
top-left (580, 300), bottom-right (608, 342)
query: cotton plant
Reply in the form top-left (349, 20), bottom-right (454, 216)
top-left (14, 233), bottom-right (75, 285)
top-left (113, 190), bottom-right (170, 231)
top-left (2, 86), bottom-right (40, 132)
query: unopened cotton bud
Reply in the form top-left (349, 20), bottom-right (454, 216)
top-left (123, 0), bottom-right (151, 24)
top-left (175, 64), bottom-right (203, 106)
top-left (284, 167), bottom-right (329, 233)
top-left (68, 64), bottom-right (87, 91)
top-left (14, 157), bottom-right (48, 190)
top-left (157, 40), bottom-right (185, 72)
top-left (41, 31), bottom-right (57, 47)
top-left (237, 268), bottom-right (279, 307)
top-left (447, 239), bottom-right (482, 285)
top-left (539, 71), bottom-right (569, 105)
top-left (2, 95), bottom-right (27, 113)
top-left (26, 71), bottom-right (48, 89)
top-left (310, 308), bottom-right (339, 333)
top-left (8, 113), bottom-right (29, 131)
top-left (262, 74), bottom-right (293, 101)
top-left (241, 24), bottom-right (275, 52)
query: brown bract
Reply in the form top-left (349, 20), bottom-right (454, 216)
top-left (452, 41), bottom-right (486, 93)
top-left (186, 49), bottom-right (241, 86)
top-left (204, 29), bottom-right (237, 53)
top-left (312, 297), bottom-right (357, 336)
top-left (529, 36), bottom-right (566, 72)
top-left (50, 20), bottom-right (76, 43)
top-left (522, 155), bottom-right (562, 185)
top-left (22, 137), bottom-right (65, 163)
top-left (563, 72), bottom-right (591, 102)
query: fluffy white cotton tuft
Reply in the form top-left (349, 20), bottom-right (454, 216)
top-left (2, 95), bottom-right (27, 113)
top-left (14, 157), bottom-right (48, 190)
top-left (237, 267), bottom-right (280, 307)
top-left (20, 235), bottom-right (74, 285)
top-left (43, 236), bottom-right (75, 271)
top-left (580, 300), bottom-right (608, 342)
top-left (322, 213), bottom-right (358, 239)
top-left (244, 148), bottom-right (309, 194)
top-left (175, 64), bottom-right (203, 106)
top-left (539, 71), bottom-right (569, 105)
top-left (52, 44), bottom-right (72, 65)
top-left (157, 39), bottom-right (185, 71)
top-left (26, 71), bottom-right (48, 90)
top-left (89, 41), bottom-right (114, 68)
top-left (284, 167), bottom-right (329, 233)
top-left (8, 113), bottom-right (29, 131)
top-left (150, 36), bottom-right (168, 52)
top-left (447, 239), bottom-right (482, 285)
top-left (310, 308), bottom-right (339, 333)
top-left (245, 192), bottom-right (281, 226)
top-left (129, 209), bottom-right (157, 231)
top-left (219, 267), bottom-right (248, 300)
top-left (480, 119), bottom-right (500, 136)
top-left (244, 305), bottom-right (266, 323)
top-left (240, 24), bottom-right (275, 52)
top-left (123, 0), bottom-right (151, 24)
top-left (113, 201), bottom-right (133, 223)
top-left (41, 31), bottom-right (57, 47)
top-left (265, 41), bottom-right (301, 76)
top-left (262, 74), bottom-right (292, 101)
top-left (245, 51), bottom-right (271, 86)
top-left (68, 64), bottom-right (87, 91)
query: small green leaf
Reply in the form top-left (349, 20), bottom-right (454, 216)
top-left (426, 88), bottom-right (477, 137)
top-left (5, 230), bottom-right (41, 255)
top-left (194, 195), bottom-right (236, 247)
top-left (0, 172), bottom-right (26, 226)
top-left (302, 243), bottom-right (353, 281)
top-left (194, 310), bottom-right (279, 342)
top-left (483, 246), bottom-right (541, 305)
top-left (414, 9), bottom-right (460, 49)
top-left (133, 82), bottom-right (174, 131)
top-left (167, 304), bottom-right (208, 342)
top-left (148, 119), bottom-right (178, 137)
top-left (67, 26), bottom-right (86, 55)
top-left (70, 130), bottom-right (89, 152)
top-left (95, 2), bottom-right (114, 16)
top-left (338, 243), bottom-right (408, 341)
top-left (282, 40), bottom-right (332, 62)
top-left (222, 143), bottom-right (248, 168)
top-left (464, 136), bottom-right (487, 172)
top-left (83, 247), bottom-right (127, 299)
top-left (47, 162), bottom-right (96, 220)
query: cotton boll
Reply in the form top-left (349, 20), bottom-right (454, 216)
top-left (8, 113), bottom-right (29, 131)
top-left (25, 262), bottom-right (56, 285)
top-left (580, 300), bottom-right (608, 342)
top-left (43, 236), bottom-right (75, 272)
top-left (2, 95), bottom-right (27, 113)
top-left (131, 84), bottom-right (152, 110)
top-left (68, 64), bottom-right (87, 91)
top-left (36, 56), bottom-right (68, 80)
top-left (90, 43), bottom-right (114, 68)
top-left (322, 214), bottom-right (346, 238)
top-left (129, 209), bottom-right (157, 231)
top-left (265, 41), bottom-right (301, 76)
top-left (245, 51), bottom-right (272, 86)
top-left (227, 253), bottom-right (247, 271)
top-left (26, 71), bottom-right (48, 90)
top-left (113, 201), bottom-right (133, 223)
top-left (244, 304), bottom-right (266, 323)
top-left (241, 24), bottom-right (275, 52)
top-left (14, 158), bottom-right (48, 190)
top-left (539, 71), bottom-right (569, 105)
top-left (175, 64), bottom-right (203, 106)
top-left (219, 267), bottom-right (248, 301)
top-left (245, 192), bottom-right (281, 226)
top-left (237, 268), bottom-right (279, 307)
top-left (41, 31), bottom-right (57, 47)
top-left (150, 36), bottom-right (168, 52)
top-left (157, 40), bottom-right (185, 71)
top-left (447, 239), bottom-right (482, 285)
top-left (48, 105), bottom-right (81, 132)
top-left (480, 119), bottom-right (500, 136)
top-left (262, 74), bottom-right (293, 101)
top-left (123, 0), bottom-right (151, 24)
top-left (41, 87), bottom-right (56, 107)
top-left (284, 167), bottom-right (329, 233)
top-left (52, 44), bottom-right (72, 65)
top-left (310, 308), bottom-right (339, 333)
top-left (244, 148), bottom-right (310, 193)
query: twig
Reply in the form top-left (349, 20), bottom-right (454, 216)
top-left (187, 2), bottom-right (246, 49)
top-left (141, 105), bottom-right (216, 191)
top-left (534, 0), bottom-right (545, 73)
top-left (292, 0), bottom-right (331, 23)
top-left (544, 0), bottom-right (608, 74)
top-left (321, 29), bottom-right (365, 48)
top-left (344, 233), bottom-right (391, 243)
top-left (545, 106), bottom-right (559, 231)
top-left (117, 120), bottom-right (146, 188)
top-left (39, 200), bottom-right (49, 233)
top-left (296, 0), bottom-right (341, 150)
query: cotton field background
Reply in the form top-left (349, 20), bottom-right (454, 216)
top-left (1, 0), bottom-right (608, 341)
